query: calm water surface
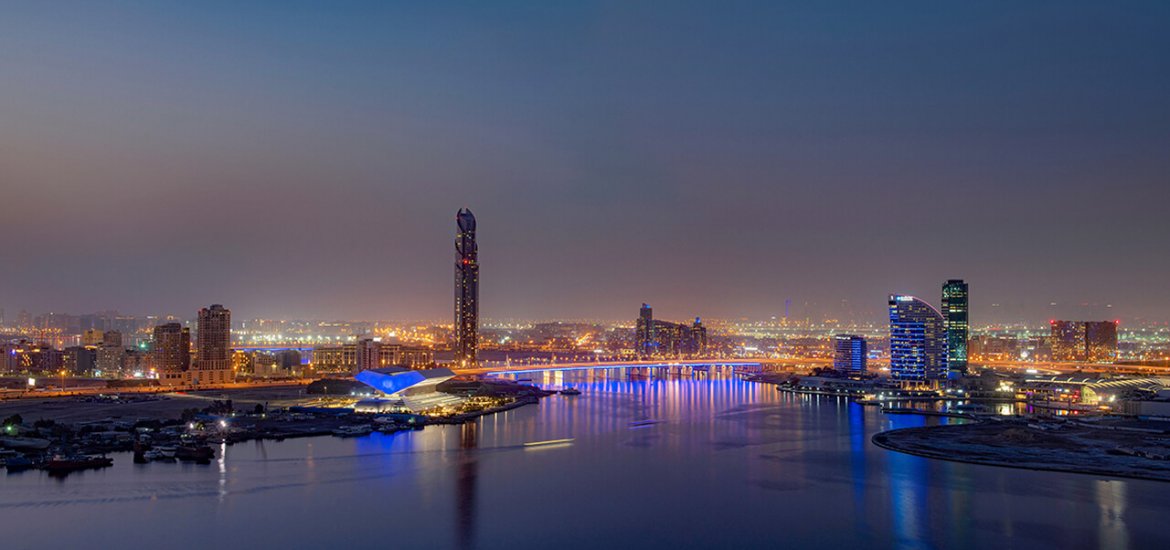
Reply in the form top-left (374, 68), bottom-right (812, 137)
top-left (3, 367), bottom-right (1168, 549)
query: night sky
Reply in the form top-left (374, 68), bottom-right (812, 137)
top-left (2, 2), bottom-right (1169, 324)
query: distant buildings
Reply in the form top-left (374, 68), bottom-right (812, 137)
top-left (95, 344), bottom-right (125, 375)
top-left (941, 279), bottom-right (969, 375)
top-left (1051, 320), bottom-right (1118, 363)
top-left (311, 341), bottom-right (434, 375)
top-left (634, 304), bottom-right (708, 357)
top-left (82, 329), bottom-right (104, 347)
top-left (888, 295), bottom-right (947, 387)
top-left (237, 349), bottom-right (302, 378)
top-left (454, 208), bottom-right (479, 366)
top-left (833, 334), bottom-right (867, 374)
top-left (63, 345), bottom-right (96, 374)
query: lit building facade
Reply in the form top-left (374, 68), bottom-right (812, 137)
top-left (1051, 320), bottom-right (1118, 363)
top-left (153, 322), bottom-right (191, 384)
top-left (888, 295), bottom-right (947, 387)
top-left (193, 304), bottom-right (234, 385)
top-left (833, 334), bottom-right (867, 374)
top-left (636, 304), bottom-right (654, 356)
top-left (634, 304), bottom-right (708, 357)
top-left (941, 279), bottom-right (969, 375)
top-left (63, 346), bottom-right (97, 374)
top-left (312, 342), bottom-right (434, 375)
top-left (454, 208), bottom-right (479, 366)
top-left (82, 329), bottom-right (105, 347)
top-left (1085, 321), bottom-right (1119, 363)
top-left (96, 344), bottom-right (125, 375)
top-left (1050, 320), bottom-right (1086, 361)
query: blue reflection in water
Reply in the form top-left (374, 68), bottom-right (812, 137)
top-left (1, 367), bottom-right (1168, 550)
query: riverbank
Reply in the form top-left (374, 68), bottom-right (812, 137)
top-left (873, 419), bottom-right (1170, 482)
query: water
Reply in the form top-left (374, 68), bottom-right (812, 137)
top-left (3, 367), bottom-right (1168, 549)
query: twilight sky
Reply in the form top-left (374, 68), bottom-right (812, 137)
top-left (2, 1), bottom-right (1169, 324)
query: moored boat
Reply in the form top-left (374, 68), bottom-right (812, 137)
top-left (44, 455), bottom-right (113, 473)
top-left (332, 425), bottom-right (374, 437)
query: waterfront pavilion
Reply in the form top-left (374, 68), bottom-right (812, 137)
top-left (353, 367), bottom-right (465, 412)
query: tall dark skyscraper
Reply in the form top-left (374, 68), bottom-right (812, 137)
top-left (941, 279), bottom-right (969, 375)
top-left (636, 303), bottom-right (654, 356)
top-left (454, 208), bottom-right (479, 366)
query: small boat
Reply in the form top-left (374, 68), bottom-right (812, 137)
top-left (560, 387), bottom-right (582, 396)
top-left (44, 455), bottom-right (113, 473)
top-left (4, 454), bottom-right (40, 472)
top-left (175, 445), bottom-right (215, 461)
top-left (628, 419), bottom-right (663, 428)
top-left (523, 438), bottom-right (574, 448)
top-left (332, 425), bottom-right (373, 438)
top-left (0, 437), bottom-right (52, 451)
top-left (142, 449), bottom-right (176, 462)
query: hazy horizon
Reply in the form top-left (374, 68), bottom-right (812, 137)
top-left (3, 2), bottom-right (1168, 325)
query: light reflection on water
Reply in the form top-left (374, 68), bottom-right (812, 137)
top-left (1, 367), bottom-right (1168, 550)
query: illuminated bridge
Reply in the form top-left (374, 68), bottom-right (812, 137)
top-left (472, 360), bottom-right (775, 377)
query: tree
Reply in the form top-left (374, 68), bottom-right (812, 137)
top-left (2, 414), bottom-right (23, 429)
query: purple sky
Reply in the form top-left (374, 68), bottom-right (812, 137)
top-left (2, 2), bottom-right (1169, 325)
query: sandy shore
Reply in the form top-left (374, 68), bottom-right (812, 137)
top-left (873, 420), bottom-right (1170, 482)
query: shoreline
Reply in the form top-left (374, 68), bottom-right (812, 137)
top-left (2, 383), bottom-right (548, 472)
top-left (872, 422), bottom-right (1170, 483)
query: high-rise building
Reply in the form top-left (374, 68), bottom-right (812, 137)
top-left (1050, 320), bottom-right (1118, 363)
top-left (1085, 321), bottom-right (1119, 363)
top-left (634, 305), bottom-right (707, 358)
top-left (355, 336), bottom-right (381, 375)
top-left (833, 334), bottom-right (867, 374)
top-left (454, 208), bottom-right (479, 366)
top-left (1050, 320), bottom-right (1086, 361)
top-left (941, 279), bottom-right (969, 375)
top-left (690, 317), bottom-right (708, 356)
top-left (194, 304), bottom-right (234, 384)
top-left (96, 344), bottom-right (125, 375)
top-left (636, 304), bottom-right (654, 355)
top-left (153, 322), bottom-right (191, 384)
top-left (888, 295), bottom-right (948, 387)
top-left (63, 346), bottom-right (97, 374)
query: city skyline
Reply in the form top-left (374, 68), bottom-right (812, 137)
top-left (3, 2), bottom-right (1169, 324)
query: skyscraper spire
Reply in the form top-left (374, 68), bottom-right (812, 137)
top-left (454, 208), bottom-right (479, 366)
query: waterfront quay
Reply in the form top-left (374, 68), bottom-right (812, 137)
top-left (1, 378), bottom-right (549, 474)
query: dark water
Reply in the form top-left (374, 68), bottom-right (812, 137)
top-left (3, 367), bottom-right (1168, 549)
